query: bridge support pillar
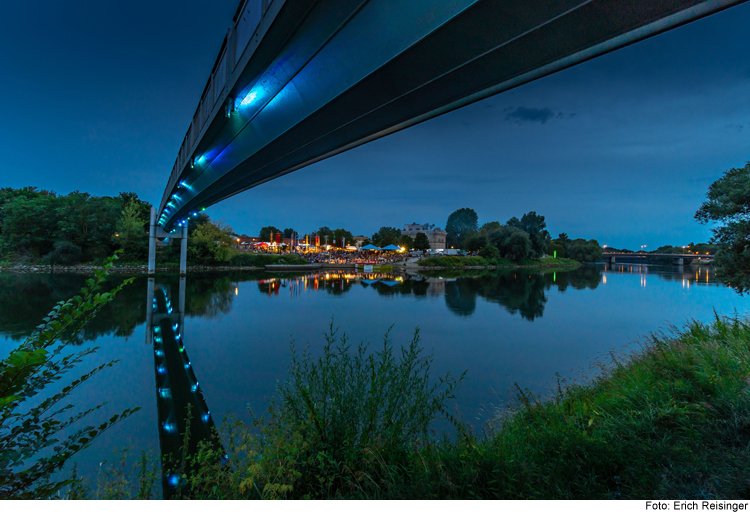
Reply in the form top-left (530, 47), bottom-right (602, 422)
top-left (673, 258), bottom-right (684, 266)
top-left (609, 256), bottom-right (615, 264)
top-left (179, 225), bottom-right (188, 276)
top-left (148, 206), bottom-right (157, 275)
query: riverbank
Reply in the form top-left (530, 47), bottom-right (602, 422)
top-left (416, 255), bottom-right (582, 270)
top-left (68, 312), bottom-right (750, 499)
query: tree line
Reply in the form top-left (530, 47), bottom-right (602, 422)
top-left (442, 207), bottom-right (602, 263)
top-left (0, 187), bottom-right (152, 264)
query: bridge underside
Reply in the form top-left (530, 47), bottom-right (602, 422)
top-left (159, 0), bottom-right (746, 231)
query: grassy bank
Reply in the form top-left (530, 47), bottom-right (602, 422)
top-left (418, 255), bottom-right (580, 269)
top-left (67, 314), bottom-right (750, 499)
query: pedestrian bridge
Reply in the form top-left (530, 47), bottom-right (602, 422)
top-left (601, 252), bottom-right (715, 265)
top-left (150, 0), bottom-right (747, 270)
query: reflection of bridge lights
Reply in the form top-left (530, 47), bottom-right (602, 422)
top-left (191, 383), bottom-right (199, 393)
top-left (157, 366), bottom-right (166, 375)
top-left (158, 388), bottom-right (171, 399)
top-left (167, 474), bottom-right (180, 487)
top-left (155, 349), bottom-right (164, 357)
top-left (154, 336), bottom-right (162, 343)
top-left (201, 412), bottom-right (210, 423)
top-left (163, 421), bottom-right (176, 433)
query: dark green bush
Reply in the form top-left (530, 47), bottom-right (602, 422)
top-left (41, 240), bottom-right (83, 265)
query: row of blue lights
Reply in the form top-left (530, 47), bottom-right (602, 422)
top-left (161, 83), bottom-right (261, 228)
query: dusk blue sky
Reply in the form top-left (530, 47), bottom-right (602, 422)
top-left (2, 1), bottom-right (750, 249)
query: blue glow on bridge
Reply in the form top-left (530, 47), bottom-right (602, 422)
top-left (240, 91), bottom-right (257, 106)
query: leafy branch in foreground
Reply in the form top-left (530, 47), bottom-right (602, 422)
top-left (0, 252), bottom-right (138, 499)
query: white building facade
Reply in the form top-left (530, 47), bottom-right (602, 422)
top-left (401, 223), bottom-right (447, 250)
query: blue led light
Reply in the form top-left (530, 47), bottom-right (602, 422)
top-left (167, 474), bottom-right (180, 487)
top-left (191, 383), bottom-right (198, 393)
top-left (158, 388), bottom-right (171, 399)
top-left (240, 91), bottom-right (257, 105)
top-left (163, 421), bottom-right (176, 433)
top-left (157, 366), bottom-right (166, 374)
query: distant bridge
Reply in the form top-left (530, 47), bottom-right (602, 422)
top-left (601, 252), bottom-right (715, 265)
top-left (148, 0), bottom-right (748, 272)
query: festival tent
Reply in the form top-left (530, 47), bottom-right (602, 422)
top-left (345, 245), bottom-right (358, 251)
top-left (361, 244), bottom-right (381, 250)
top-left (381, 244), bottom-right (401, 251)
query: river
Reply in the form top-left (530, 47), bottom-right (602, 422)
top-left (1, 263), bottom-right (745, 487)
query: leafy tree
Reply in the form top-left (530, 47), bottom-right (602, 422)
top-left (397, 235), bottom-right (413, 250)
top-left (332, 228), bottom-right (355, 247)
top-left (466, 235), bottom-right (487, 252)
top-left (313, 226), bottom-right (334, 245)
top-left (478, 244), bottom-right (500, 260)
top-left (258, 226), bottom-right (283, 242)
top-left (0, 255), bottom-right (137, 498)
top-left (507, 211), bottom-right (550, 258)
top-left (489, 226), bottom-right (532, 262)
top-left (413, 232), bottom-right (431, 251)
top-left (283, 228), bottom-right (297, 239)
top-left (479, 221), bottom-right (502, 237)
top-left (696, 161), bottom-right (750, 293)
top-left (566, 239), bottom-right (603, 262)
top-left (371, 227), bottom-right (401, 246)
top-left (113, 202), bottom-right (148, 260)
top-left (548, 241), bottom-right (566, 259)
top-left (445, 208), bottom-right (478, 248)
top-left (41, 240), bottom-right (83, 265)
top-left (189, 219), bottom-right (235, 263)
top-left (0, 194), bottom-right (60, 258)
top-left (557, 232), bottom-right (569, 242)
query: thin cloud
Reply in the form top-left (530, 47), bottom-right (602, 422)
top-left (504, 106), bottom-right (567, 125)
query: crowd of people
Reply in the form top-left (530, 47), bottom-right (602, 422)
top-left (241, 244), bottom-right (409, 264)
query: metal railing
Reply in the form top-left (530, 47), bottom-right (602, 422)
top-left (167, 0), bottom-right (275, 190)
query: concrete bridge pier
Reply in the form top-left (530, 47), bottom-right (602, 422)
top-left (672, 258), bottom-right (685, 266)
top-left (148, 206), bottom-right (188, 275)
top-left (179, 225), bottom-right (188, 276)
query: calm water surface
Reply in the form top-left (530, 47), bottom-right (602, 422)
top-left (1, 263), bottom-right (746, 482)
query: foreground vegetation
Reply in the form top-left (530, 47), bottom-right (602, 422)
top-left (0, 255), bottom-right (137, 498)
top-left (61, 312), bottom-right (750, 499)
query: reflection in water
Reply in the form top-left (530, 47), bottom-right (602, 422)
top-left (148, 278), bottom-right (223, 499)
top-left (0, 265), bottom-right (722, 345)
